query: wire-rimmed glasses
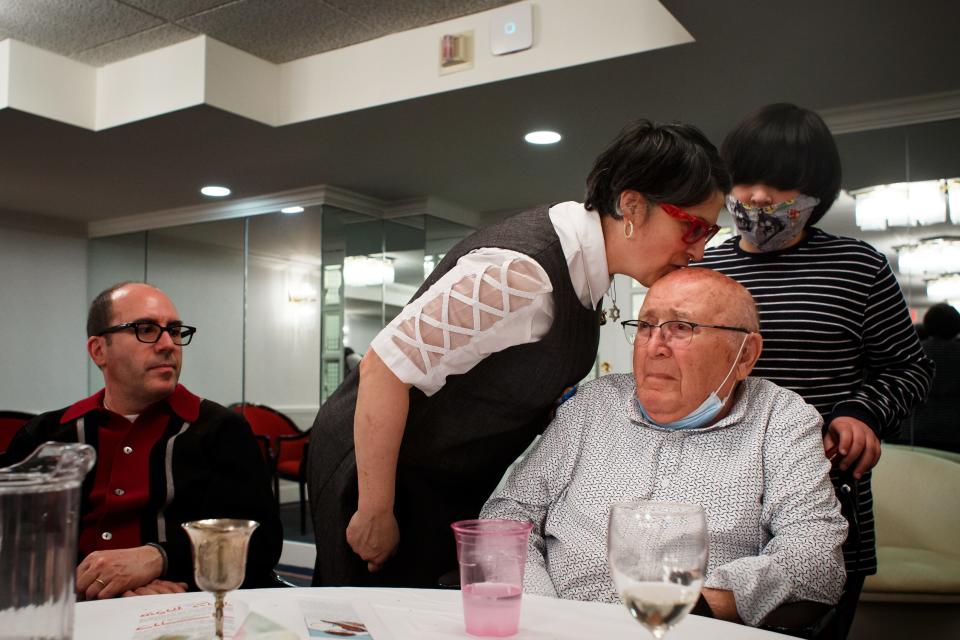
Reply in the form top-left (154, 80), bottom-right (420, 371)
top-left (621, 320), bottom-right (749, 346)
top-left (607, 502), bottom-right (708, 639)
top-left (97, 322), bottom-right (197, 345)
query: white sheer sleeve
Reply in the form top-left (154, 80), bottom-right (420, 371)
top-left (369, 248), bottom-right (554, 396)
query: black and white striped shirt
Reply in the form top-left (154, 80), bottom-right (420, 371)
top-left (697, 228), bottom-right (935, 575)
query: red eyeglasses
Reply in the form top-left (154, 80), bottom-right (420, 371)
top-left (660, 203), bottom-right (720, 244)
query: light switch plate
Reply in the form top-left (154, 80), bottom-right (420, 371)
top-left (490, 2), bottom-right (533, 56)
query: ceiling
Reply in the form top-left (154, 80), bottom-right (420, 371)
top-left (0, 0), bottom-right (515, 65)
top-left (2, 0), bottom-right (960, 307)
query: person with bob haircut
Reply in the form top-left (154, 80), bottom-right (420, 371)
top-left (308, 119), bottom-right (731, 588)
top-left (697, 103), bottom-right (934, 638)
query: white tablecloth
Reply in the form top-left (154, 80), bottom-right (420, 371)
top-left (74, 587), bottom-right (788, 640)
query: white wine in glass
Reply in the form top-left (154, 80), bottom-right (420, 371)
top-left (607, 502), bottom-right (708, 639)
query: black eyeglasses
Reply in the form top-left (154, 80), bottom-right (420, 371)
top-left (622, 319), bottom-right (749, 346)
top-left (98, 322), bottom-right (197, 346)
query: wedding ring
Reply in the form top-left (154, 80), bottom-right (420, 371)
top-left (95, 578), bottom-right (107, 586)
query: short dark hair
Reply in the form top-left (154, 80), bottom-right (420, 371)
top-left (87, 281), bottom-right (140, 338)
top-left (722, 103), bottom-right (841, 226)
top-left (584, 119), bottom-right (731, 218)
top-left (923, 302), bottom-right (960, 340)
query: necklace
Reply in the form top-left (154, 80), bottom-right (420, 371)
top-left (599, 280), bottom-right (620, 326)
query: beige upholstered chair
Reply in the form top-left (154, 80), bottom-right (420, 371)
top-left (863, 444), bottom-right (960, 603)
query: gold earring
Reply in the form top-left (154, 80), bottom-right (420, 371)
top-left (623, 219), bottom-right (634, 239)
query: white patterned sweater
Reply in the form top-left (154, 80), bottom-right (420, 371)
top-left (480, 375), bottom-right (847, 626)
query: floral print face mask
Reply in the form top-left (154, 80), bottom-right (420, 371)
top-left (726, 193), bottom-right (820, 251)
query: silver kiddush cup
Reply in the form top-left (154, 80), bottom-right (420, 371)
top-left (182, 518), bottom-right (259, 640)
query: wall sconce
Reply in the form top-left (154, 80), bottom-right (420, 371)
top-left (949, 179), bottom-right (960, 220)
top-left (344, 255), bottom-right (395, 287)
top-left (288, 283), bottom-right (317, 304)
top-left (927, 273), bottom-right (960, 305)
top-left (896, 236), bottom-right (960, 276)
top-left (853, 179), bottom-right (955, 231)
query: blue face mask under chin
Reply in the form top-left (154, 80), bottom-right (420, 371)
top-left (636, 335), bottom-right (748, 430)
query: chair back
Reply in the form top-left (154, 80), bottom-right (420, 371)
top-left (0, 411), bottom-right (35, 453)
top-left (275, 431), bottom-right (308, 475)
top-left (229, 403), bottom-right (300, 456)
top-left (872, 444), bottom-right (960, 556)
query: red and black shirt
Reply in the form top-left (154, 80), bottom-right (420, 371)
top-left (3, 385), bottom-right (282, 589)
top-left (59, 386), bottom-right (201, 556)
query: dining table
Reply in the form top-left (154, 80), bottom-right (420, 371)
top-left (74, 587), bottom-right (790, 639)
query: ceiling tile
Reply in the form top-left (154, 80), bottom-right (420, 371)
top-left (326, 0), bottom-right (515, 36)
top-left (178, 0), bottom-right (372, 63)
top-left (0, 0), bottom-right (162, 55)
top-left (72, 24), bottom-right (198, 66)
top-left (121, 0), bottom-right (239, 21)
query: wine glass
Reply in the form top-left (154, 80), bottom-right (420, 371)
top-left (182, 518), bottom-right (259, 640)
top-left (607, 502), bottom-right (708, 639)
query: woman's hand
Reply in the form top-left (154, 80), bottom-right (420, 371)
top-left (346, 508), bottom-right (400, 572)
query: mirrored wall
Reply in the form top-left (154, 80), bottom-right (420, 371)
top-left (86, 207), bottom-right (474, 429)
top-left (830, 118), bottom-right (960, 454)
top-left (82, 117), bottom-right (960, 456)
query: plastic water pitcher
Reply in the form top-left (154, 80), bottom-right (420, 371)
top-left (0, 442), bottom-right (96, 640)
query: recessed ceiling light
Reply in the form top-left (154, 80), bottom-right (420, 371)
top-left (281, 206), bottom-right (305, 214)
top-left (524, 130), bottom-right (561, 145)
top-left (200, 185), bottom-right (231, 197)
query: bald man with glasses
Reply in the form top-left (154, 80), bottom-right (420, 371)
top-left (481, 268), bottom-right (847, 627)
top-left (3, 282), bottom-right (282, 600)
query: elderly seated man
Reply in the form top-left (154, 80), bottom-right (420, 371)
top-left (481, 267), bottom-right (847, 626)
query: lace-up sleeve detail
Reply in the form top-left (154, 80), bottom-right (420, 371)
top-left (370, 248), bottom-right (554, 396)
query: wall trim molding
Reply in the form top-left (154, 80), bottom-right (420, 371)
top-left (822, 90), bottom-right (960, 135)
top-left (87, 185), bottom-right (376, 237)
top-left (87, 184), bottom-right (480, 238)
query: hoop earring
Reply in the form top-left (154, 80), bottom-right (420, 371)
top-left (623, 220), bottom-right (634, 239)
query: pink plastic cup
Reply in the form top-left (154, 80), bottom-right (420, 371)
top-left (451, 519), bottom-right (533, 637)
